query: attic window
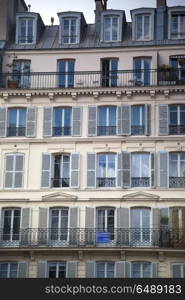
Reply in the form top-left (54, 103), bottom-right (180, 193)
top-left (17, 17), bottom-right (34, 44)
top-left (103, 15), bottom-right (120, 42)
top-left (62, 17), bottom-right (78, 44)
top-left (135, 14), bottom-right (152, 41)
top-left (171, 14), bottom-right (185, 39)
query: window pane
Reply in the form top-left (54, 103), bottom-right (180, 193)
top-left (48, 263), bottom-right (57, 278)
top-left (136, 15), bottom-right (142, 40)
top-left (58, 263), bottom-right (66, 278)
top-left (107, 154), bottom-right (115, 177)
top-left (132, 263), bottom-right (141, 278)
top-left (180, 111), bottom-right (185, 125)
top-left (109, 107), bottom-right (116, 126)
top-left (51, 210), bottom-right (59, 228)
top-left (132, 106), bottom-right (140, 125)
top-left (107, 263), bottom-right (114, 278)
top-left (172, 16), bottom-right (178, 35)
top-left (97, 154), bottom-right (106, 177)
top-left (8, 109), bottom-right (17, 126)
top-left (104, 17), bottom-right (111, 41)
top-left (0, 264), bottom-right (8, 278)
top-left (97, 210), bottom-right (105, 230)
top-left (19, 109), bottom-right (26, 127)
top-left (180, 161), bottom-right (185, 177)
top-left (9, 263), bottom-right (18, 278)
top-left (143, 263), bottom-right (151, 277)
top-left (144, 16), bottom-right (150, 39)
top-left (64, 108), bottom-right (71, 127)
top-left (98, 107), bottom-right (107, 126)
top-left (170, 111), bottom-right (178, 125)
top-left (169, 154), bottom-right (178, 176)
top-left (131, 154), bottom-right (140, 177)
top-left (131, 209), bottom-right (140, 228)
top-left (112, 17), bottom-right (118, 40)
top-left (142, 209), bottom-right (150, 228)
top-left (54, 108), bottom-right (62, 127)
top-left (141, 154), bottom-right (149, 177)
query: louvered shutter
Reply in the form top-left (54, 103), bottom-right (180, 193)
top-left (85, 207), bottom-right (95, 245)
top-left (159, 104), bottom-right (168, 136)
top-left (37, 261), bottom-right (47, 278)
top-left (0, 107), bottom-right (7, 137)
top-left (122, 105), bottom-right (131, 135)
top-left (14, 154), bottom-right (24, 188)
top-left (66, 261), bottom-right (78, 278)
top-left (123, 152), bottom-right (131, 188)
top-left (43, 107), bottom-right (53, 137)
top-left (26, 107), bottom-right (37, 137)
top-left (88, 106), bottom-right (97, 136)
top-left (21, 208), bottom-right (31, 245)
top-left (69, 207), bottom-right (79, 246)
top-left (158, 152), bottom-right (169, 188)
top-left (70, 153), bottom-right (80, 188)
top-left (72, 107), bottom-right (82, 136)
top-left (117, 152), bottom-right (123, 187)
top-left (4, 154), bottom-right (14, 188)
top-left (87, 153), bottom-right (96, 188)
top-left (18, 261), bottom-right (28, 278)
top-left (115, 261), bottom-right (126, 278)
top-left (41, 153), bottom-right (51, 188)
top-left (145, 104), bottom-right (151, 136)
top-left (38, 207), bottom-right (48, 246)
top-left (117, 208), bottom-right (129, 246)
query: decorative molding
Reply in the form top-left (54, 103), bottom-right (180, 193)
top-left (42, 191), bottom-right (78, 201)
top-left (26, 93), bottom-right (32, 102)
top-left (2, 93), bottom-right (9, 101)
top-left (48, 92), bottom-right (55, 101)
top-left (122, 191), bottom-right (160, 200)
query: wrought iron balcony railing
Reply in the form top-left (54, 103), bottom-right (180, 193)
top-left (131, 125), bottom-right (145, 135)
top-left (52, 127), bottom-right (71, 136)
top-left (97, 126), bottom-right (117, 136)
top-left (97, 177), bottom-right (116, 188)
top-left (169, 177), bottom-right (185, 188)
top-left (7, 126), bottom-right (26, 137)
top-left (131, 177), bottom-right (150, 187)
top-left (169, 125), bottom-right (185, 135)
top-left (51, 178), bottom-right (70, 188)
top-left (0, 228), bottom-right (184, 249)
top-left (0, 69), bottom-right (184, 90)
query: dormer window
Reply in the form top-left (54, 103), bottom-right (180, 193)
top-left (135, 14), bottom-right (151, 41)
top-left (131, 9), bottom-right (154, 41)
top-left (103, 15), bottom-right (119, 42)
top-left (18, 18), bottom-right (34, 44)
top-left (62, 18), bottom-right (77, 44)
top-left (171, 14), bottom-right (185, 39)
top-left (16, 14), bottom-right (38, 45)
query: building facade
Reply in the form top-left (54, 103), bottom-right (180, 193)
top-left (0, 0), bottom-right (185, 278)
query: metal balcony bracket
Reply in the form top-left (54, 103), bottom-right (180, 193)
top-left (78, 250), bottom-right (84, 261)
top-left (120, 250), bottom-right (126, 261)
top-left (29, 251), bottom-right (35, 261)
top-left (158, 251), bottom-right (165, 262)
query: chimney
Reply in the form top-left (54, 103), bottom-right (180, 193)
top-left (95, 0), bottom-right (107, 34)
top-left (156, 0), bottom-right (167, 41)
top-left (157, 0), bottom-right (167, 8)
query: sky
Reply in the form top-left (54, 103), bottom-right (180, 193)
top-left (26, 0), bottom-right (185, 25)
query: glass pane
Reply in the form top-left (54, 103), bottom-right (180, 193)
top-left (180, 111), bottom-right (185, 125)
top-left (97, 154), bottom-right (106, 177)
top-left (109, 107), bottom-right (116, 126)
top-left (98, 107), bottom-right (107, 126)
top-left (112, 17), bottom-right (118, 40)
top-left (143, 263), bottom-right (151, 277)
top-left (180, 161), bottom-right (185, 177)
top-left (172, 16), bottom-right (178, 35)
top-left (61, 155), bottom-right (70, 178)
top-left (18, 109), bottom-right (26, 127)
top-left (132, 106), bottom-right (140, 126)
top-left (136, 15), bottom-right (142, 40)
top-left (107, 263), bottom-right (114, 278)
top-left (169, 154), bottom-right (178, 176)
top-left (142, 209), bottom-right (150, 228)
top-left (107, 154), bottom-right (115, 177)
top-left (132, 263), bottom-right (141, 278)
top-left (64, 108), bottom-right (71, 127)
top-left (28, 19), bottom-right (33, 42)
top-left (141, 154), bottom-right (149, 177)
top-left (0, 264), bottom-right (8, 278)
top-left (54, 108), bottom-right (62, 127)
top-left (6, 155), bottom-right (14, 171)
top-left (97, 210), bottom-right (105, 231)
top-left (8, 109), bottom-right (17, 126)
top-left (9, 263), bottom-right (18, 278)
top-left (131, 154), bottom-right (140, 177)
top-left (20, 19), bottom-right (26, 40)
top-left (48, 263), bottom-right (57, 278)
top-left (170, 111), bottom-right (178, 125)
top-left (104, 17), bottom-right (111, 41)
top-left (51, 210), bottom-right (59, 228)
top-left (97, 263), bottom-right (105, 278)
top-left (58, 264), bottom-right (66, 278)
top-left (144, 16), bottom-right (150, 39)
top-left (131, 209), bottom-right (140, 228)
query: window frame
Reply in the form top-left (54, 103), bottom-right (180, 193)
top-left (52, 154), bottom-right (71, 188)
top-left (4, 153), bottom-right (25, 189)
top-left (101, 11), bottom-right (123, 43)
top-left (168, 8), bottom-right (185, 40)
top-left (131, 8), bottom-right (155, 41)
top-left (172, 263), bottom-right (185, 278)
top-left (0, 262), bottom-right (18, 278)
top-left (16, 14), bottom-right (37, 45)
top-left (2, 208), bottom-right (21, 242)
top-left (96, 261), bottom-right (115, 278)
top-left (7, 107), bottom-right (27, 137)
top-left (169, 152), bottom-right (185, 178)
top-left (49, 207), bottom-right (69, 243)
top-left (135, 14), bottom-right (152, 41)
top-left (103, 15), bottom-right (120, 42)
top-left (47, 261), bottom-right (66, 279)
top-left (58, 13), bottom-right (81, 45)
top-left (131, 262), bottom-right (152, 278)
top-left (62, 17), bottom-right (78, 44)
top-left (97, 153), bottom-right (117, 180)
top-left (131, 152), bottom-right (151, 187)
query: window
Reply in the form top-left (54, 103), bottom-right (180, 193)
top-left (2, 209), bottom-right (21, 242)
top-left (62, 18), bottom-right (77, 44)
top-left (4, 153), bottom-right (24, 189)
top-left (171, 14), bottom-right (185, 39)
top-left (131, 105), bottom-right (145, 135)
top-left (96, 262), bottom-right (115, 278)
top-left (132, 262), bottom-right (152, 278)
top-left (170, 57), bottom-right (185, 84)
top-left (98, 106), bottom-right (116, 136)
top-left (53, 108), bottom-right (72, 136)
top-left (133, 58), bottom-right (151, 86)
top-left (101, 58), bottom-right (118, 87)
top-left (12, 60), bottom-right (31, 89)
top-left (169, 153), bottom-right (185, 188)
top-left (131, 153), bottom-right (150, 187)
top-left (96, 208), bottom-right (115, 241)
top-left (131, 208), bottom-right (151, 246)
top-left (0, 263), bottom-right (18, 278)
top-left (169, 105), bottom-right (185, 135)
top-left (50, 208), bottom-right (69, 243)
top-left (135, 15), bottom-right (151, 41)
top-left (48, 262), bottom-right (66, 278)
top-left (17, 18), bottom-right (34, 44)
top-left (52, 154), bottom-right (70, 188)
top-left (172, 263), bottom-right (185, 278)
top-left (97, 153), bottom-right (116, 187)
top-left (7, 108), bottom-right (27, 137)
top-left (103, 16), bottom-right (120, 42)
top-left (58, 60), bottom-right (75, 88)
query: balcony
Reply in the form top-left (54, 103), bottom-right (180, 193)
top-left (0, 69), bottom-right (184, 90)
top-left (169, 125), bottom-right (185, 135)
top-left (131, 125), bottom-right (145, 135)
top-left (97, 126), bottom-right (117, 136)
top-left (169, 177), bottom-right (185, 188)
top-left (97, 177), bottom-right (116, 188)
top-left (7, 126), bottom-right (26, 137)
top-left (131, 177), bottom-right (150, 188)
top-left (0, 228), bottom-right (184, 249)
top-left (51, 178), bottom-right (70, 188)
top-left (52, 127), bottom-right (71, 136)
